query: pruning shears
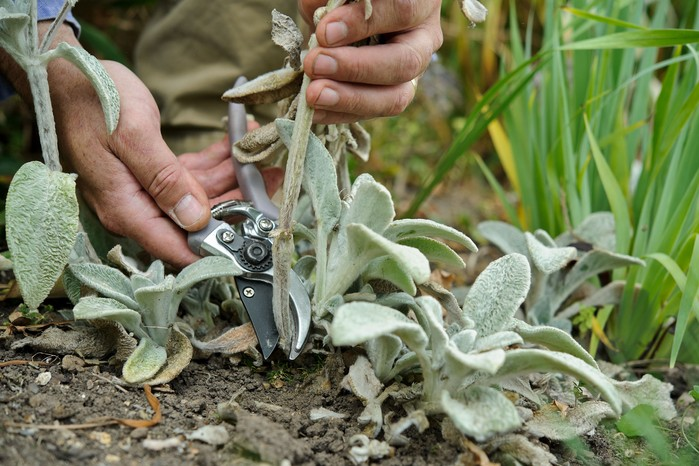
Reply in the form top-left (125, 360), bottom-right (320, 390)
top-left (188, 77), bottom-right (311, 360)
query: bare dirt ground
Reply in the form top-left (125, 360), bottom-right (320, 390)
top-left (2, 304), bottom-right (699, 466)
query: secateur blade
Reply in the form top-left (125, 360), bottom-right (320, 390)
top-left (187, 77), bottom-right (311, 360)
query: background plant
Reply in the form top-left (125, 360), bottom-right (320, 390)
top-left (400, 0), bottom-right (699, 366)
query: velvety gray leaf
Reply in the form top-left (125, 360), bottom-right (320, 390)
top-left (474, 331), bottom-right (524, 352)
top-left (413, 296), bottom-right (448, 367)
top-left (6, 162), bottom-right (79, 310)
top-left (131, 274), bottom-right (154, 291)
top-left (525, 232), bottom-right (577, 274)
top-left (277, 118), bottom-right (341, 238)
top-left (444, 346), bottom-right (506, 378)
top-left (561, 249), bottom-right (644, 300)
top-left (477, 221), bottom-right (528, 257)
top-left (450, 329), bottom-right (477, 353)
top-left (325, 224), bottom-right (431, 298)
top-left (174, 256), bottom-right (242, 294)
top-left (365, 334), bottom-right (403, 382)
top-left (122, 337), bottom-right (167, 384)
top-left (558, 280), bottom-right (626, 320)
top-left (144, 260), bottom-right (165, 283)
top-left (510, 319), bottom-right (598, 368)
top-left (532, 229), bottom-right (557, 247)
top-left (462, 254), bottom-right (530, 337)
top-left (69, 262), bottom-right (138, 309)
top-left (343, 174), bottom-right (395, 235)
top-left (43, 43), bottom-right (120, 133)
top-left (73, 296), bottom-right (148, 339)
top-left (134, 276), bottom-right (176, 346)
top-left (350, 224), bottom-right (430, 284)
top-left (613, 374), bottom-right (677, 420)
top-left (362, 257), bottom-right (416, 295)
top-left (442, 387), bottom-right (520, 442)
top-left (556, 212), bottom-right (616, 251)
top-left (526, 401), bottom-right (615, 440)
top-left (496, 349), bottom-right (621, 414)
top-left (330, 301), bottom-right (427, 351)
top-left (0, 8), bottom-right (30, 61)
top-left (399, 236), bottom-right (465, 269)
top-left (385, 219), bottom-right (477, 252)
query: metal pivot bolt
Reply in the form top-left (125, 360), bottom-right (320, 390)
top-left (221, 231), bottom-right (235, 243)
top-left (242, 287), bottom-right (255, 298)
top-left (258, 218), bottom-right (274, 232)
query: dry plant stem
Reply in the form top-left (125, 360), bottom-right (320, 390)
top-left (272, 55), bottom-right (316, 350)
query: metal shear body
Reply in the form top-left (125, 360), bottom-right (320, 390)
top-left (188, 77), bottom-right (311, 360)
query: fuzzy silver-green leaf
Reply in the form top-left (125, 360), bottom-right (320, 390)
top-left (43, 43), bottom-right (120, 134)
top-left (525, 232), bottom-right (577, 274)
top-left (122, 337), bottom-right (167, 384)
top-left (442, 387), bottom-right (520, 442)
top-left (69, 262), bottom-right (138, 309)
top-left (385, 219), bottom-right (477, 252)
top-left (399, 236), bottom-right (465, 269)
top-left (496, 349), bottom-right (621, 414)
top-left (331, 301), bottom-right (427, 350)
top-left (6, 162), bottom-right (79, 310)
top-left (462, 253), bottom-right (530, 337)
top-left (73, 296), bottom-right (148, 339)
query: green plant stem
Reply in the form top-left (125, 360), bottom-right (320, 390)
top-left (27, 64), bottom-right (62, 172)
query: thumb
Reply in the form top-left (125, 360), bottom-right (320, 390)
top-left (116, 138), bottom-right (211, 231)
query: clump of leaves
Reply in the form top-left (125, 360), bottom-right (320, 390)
top-left (330, 251), bottom-right (675, 449)
top-left (478, 212), bottom-right (644, 330)
top-left (67, 247), bottom-right (240, 384)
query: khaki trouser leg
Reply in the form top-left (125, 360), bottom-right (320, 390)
top-left (134, 0), bottom-right (299, 155)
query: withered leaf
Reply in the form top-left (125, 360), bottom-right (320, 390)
top-left (222, 67), bottom-right (302, 105)
top-left (271, 9), bottom-right (304, 70)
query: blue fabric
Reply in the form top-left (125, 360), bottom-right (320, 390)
top-left (38, 0), bottom-right (81, 35)
top-left (0, 1), bottom-right (82, 99)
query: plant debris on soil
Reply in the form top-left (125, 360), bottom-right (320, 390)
top-left (1, 304), bottom-right (698, 466)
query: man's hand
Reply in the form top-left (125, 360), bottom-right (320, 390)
top-left (36, 25), bottom-right (282, 268)
top-left (298, 0), bottom-right (443, 124)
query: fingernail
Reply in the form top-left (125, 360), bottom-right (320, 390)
top-left (315, 88), bottom-right (340, 107)
top-left (170, 193), bottom-right (205, 228)
top-left (325, 21), bottom-right (348, 45)
top-left (313, 54), bottom-right (338, 76)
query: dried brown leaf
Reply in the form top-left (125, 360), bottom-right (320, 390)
top-left (222, 68), bottom-right (302, 105)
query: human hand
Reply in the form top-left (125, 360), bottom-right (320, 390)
top-left (298, 0), bottom-right (443, 124)
top-left (44, 29), bottom-right (282, 268)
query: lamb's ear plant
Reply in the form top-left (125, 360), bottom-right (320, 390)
top-left (478, 212), bottom-right (645, 332)
top-left (0, 0), bottom-right (119, 310)
top-left (68, 247), bottom-right (240, 384)
top-left (330, 252), bottom-right (675, 448)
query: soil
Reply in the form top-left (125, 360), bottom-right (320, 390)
top-left (2, 303), bottom-right (698, 466)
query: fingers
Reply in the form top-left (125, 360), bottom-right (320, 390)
top-left (299, 0), bottom-right (443, 123)
top-left (100, 62), bottom-right (212, 232)
top-left (309, 79), bottom-right (416, 123)
top-left (314, 0), bottom-right (439, 47)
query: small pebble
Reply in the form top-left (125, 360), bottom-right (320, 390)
top-left (62, 355), bottom-right (86, 372)
top-left (35, 372), bottom-right (52, 386)
top-left (130, 427), bottom-right (149, 440)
